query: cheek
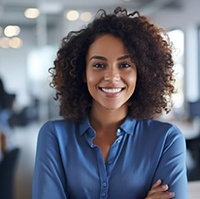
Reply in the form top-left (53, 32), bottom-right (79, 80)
top-left (86, 69), bottom-right (101, 84)
top-left (86, 76), bottom-right (98, 98)
top-left (86, 75), bottom-right (95, 84)
top-left (126, 73), bottom-right (137, 87)
top-left (85, 74), bottom-right (99, 92)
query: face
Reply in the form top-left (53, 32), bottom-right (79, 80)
top-left (85, 34), bottom-right (137, 111)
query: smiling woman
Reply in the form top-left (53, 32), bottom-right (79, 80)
top-left (32, 6), bottom-right (188, 199)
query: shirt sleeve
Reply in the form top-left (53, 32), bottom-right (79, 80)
top-left (152, 125), bottom-right (188, 199)
top-left (32, 121), bottom-right (68, 199)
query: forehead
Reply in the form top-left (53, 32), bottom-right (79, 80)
top-left (87, 34), bottom-right (129, 58)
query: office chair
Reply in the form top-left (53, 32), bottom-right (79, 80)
top-left (0, 148), bottom-right (20, 199)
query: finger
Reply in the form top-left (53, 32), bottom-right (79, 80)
top-left (149, 184), bottom-right (169, 194)
top-left (169, 192), bottom-right (175, 198)
top-left (146, 191), bottom-right (175, 199)
top-left (151, 180), bottom-right (169, 191)
top-left (152, 179), bottom-right (162, 188)
top-left (161, 184), bottom-right (169, 191)
top-left (147, 183), bottom-right (169, 196)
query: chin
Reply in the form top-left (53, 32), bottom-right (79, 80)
top-left (103, 105), bottom-right (125, 111)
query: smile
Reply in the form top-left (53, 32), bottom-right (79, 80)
top-left (100, 88), bottom-right (123, 94)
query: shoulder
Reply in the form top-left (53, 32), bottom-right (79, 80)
top-left (145, 119), bottom-right (186, 149)
top-left (40, 119), bottom-right (76, 131)
top-left (36, 119), bottom-right (80, 148)
top-left (141, 119), bottom-right (182, 134)
top-left (124, 117), bottom-right (182, 138)
top-left (135, 119), bottom-right (186, 161)
top-left (135, 119), bottom-right (185, 144)
top-left (38, 119), bottom-right (78, 138)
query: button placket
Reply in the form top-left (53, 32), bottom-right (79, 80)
top-left (101, 181), bottom-right (108, 198)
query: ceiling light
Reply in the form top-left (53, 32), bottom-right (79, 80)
top-left (0, 37), bottom-right (10, 48)
top-left (24, 8), bottom-right (40, 19)
top-left (4, 25), bottom-right (21, 37)
top-left (9, 37), bottom-right (23, 48)
top-left (80, 12), bottom-right (92, 22)
top-left (66, 10), bottom-right (79, 21)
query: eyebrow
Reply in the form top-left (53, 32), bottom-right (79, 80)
top-left (117, 55), bottom-right (132, 61)
top-left (89, 55), bottom-right (132, 61)
top-left (89, 56), bottom-right (107, 61)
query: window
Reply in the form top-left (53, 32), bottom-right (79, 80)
top-left (166, 29), bottom-right (185, 119)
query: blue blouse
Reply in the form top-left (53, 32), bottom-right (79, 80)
top-left (32, 116), bottom-right (188, 199)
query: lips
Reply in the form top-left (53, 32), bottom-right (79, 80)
top-left (100, 87), bottom-right (123, 94)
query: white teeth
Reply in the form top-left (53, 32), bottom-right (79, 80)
top-left (101, 88), bottom-right (122, 93)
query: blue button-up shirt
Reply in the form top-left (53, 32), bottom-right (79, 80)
top-left (32, 116), bottom-right (188, 199)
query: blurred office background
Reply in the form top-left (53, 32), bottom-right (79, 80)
top-left (0, 0), bottom-right (200, 198)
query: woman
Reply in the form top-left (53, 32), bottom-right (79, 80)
top-left (32, 7), bottom-right (188, 199)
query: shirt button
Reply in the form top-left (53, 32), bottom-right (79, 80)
top-left (103, 182), bottom-right (107, 187)
top-left (102, 192), bottom-right (106, 197)
top-left (107, 161), bottom-right (112, 165)
top-left (117, 128), bottom-right (122, 136)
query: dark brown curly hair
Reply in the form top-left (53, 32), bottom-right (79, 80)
top-left (49, 7), bottom-right (176, 121)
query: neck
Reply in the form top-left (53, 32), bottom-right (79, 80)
top-left (89, 103), bottom-right (128, 132)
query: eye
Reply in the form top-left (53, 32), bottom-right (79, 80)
top-left (119, 62), bottom-right (131, 68)
top-left (92, 63), bottom-right (105, 68)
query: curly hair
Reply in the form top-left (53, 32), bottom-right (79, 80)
top-left (49, 7), bottom-right (176, 121)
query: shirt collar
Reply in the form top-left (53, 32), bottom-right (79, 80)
top-left (78, 115), bottom-right (137, 136)
top-left (120, 117), bottom-right (137, 136)
top-left (79, 116), bottom-right (92, 136)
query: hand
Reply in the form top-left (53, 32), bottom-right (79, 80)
top-left (145, 179), bottom-right (175, 199)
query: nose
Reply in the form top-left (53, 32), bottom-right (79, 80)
top-left (104, 67), bottom-right (120, 82)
